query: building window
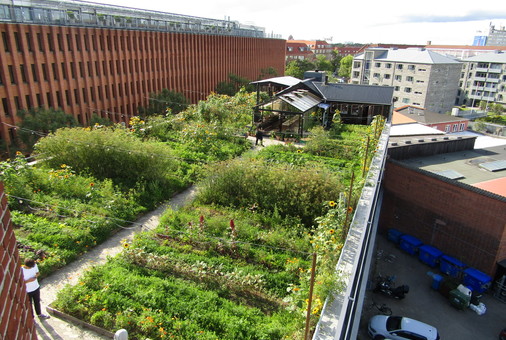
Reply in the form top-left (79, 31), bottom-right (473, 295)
top-left (46, 92), bottom-right (52, 108)
top-left (445, 125), bottom-right (450, 132)
top-left (395, 75), bottom-right (402, 81)
top-left (56, 90), bottom-right (62, 108)
top-left (384, 74), bottom-right (391, 79)
top-left (14, 96), bottom-right (21, 111)
top-left (397, 64), bottom-right (403, 70)
top-left (36, 93), bottom-right (42, 107)
top-left (8, 65), bottom-right (15, 84)
top-left (405, 87), bottom-right (412, 93)
top-left (416, 80), bottom-right (425, 83)
top-left (37, 33), bottom-right (44, 52)
top-left (25, 32), bottom-right (33, 52)
top-left (394, 86), bottom-right (400, 91)
top-left (52, 63), bottom-right (58, 80)
top-left (75, 34), bottom-right (81, 51)
top-left (459, 123), bottom-right (466, 131)
top-left (373, 73), bottom-right (380, 78)
top-left (47, 33), bottom-right (54, 52)
top-left (20, 64), bottom-right (27, 83)
top-left (353, 61), bottom-right (361, 68)
top-left (61, 62), bottom-right (67, 79)
top-left (25, 95), bottom-right (31, 109)
top-left (408, 65), bottom-right (415, 71)
top-left (66, 33), bottom-right (72, 51)
top-left (14, 32), bottom-right (22, 52)
top-left (79, 61), bottom-right (84, 78)
top-left (74, 89), bottom-right (79, 105)
top-left (31, 64), bottom-right (38, 82)
top-left (2, 98), bottom-right (10, 116)
top-left (418, 68), bottom-right (426, 72)
top-left (452, 124), bottom-right (458, 132)
top-left (65, 89), bottom-right (71, 106)
top-left (386, 63), bottom-right (392, 69)
top-left (406, 76), bottom-right (414, 82)
top-left (2, 31), bottom-right (10, 52)
top-left (375, 62), bottom-right (381, 67)
top-left (352, 71), bottom-right (360, 78)
top-left (402, 98), bottom-right (409, 103)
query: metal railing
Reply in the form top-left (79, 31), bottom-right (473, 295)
top-left (312, 124), bottom-right (390, 339)
top-left (0, 0), bottom-right (280, 39)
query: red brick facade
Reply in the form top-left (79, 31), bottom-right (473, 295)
top-left (0, 23), bottom-right (286, 143)
top-left (380, 160), bottom-right (506, 277)
top-left (0, 182), bottom-right (37, 340)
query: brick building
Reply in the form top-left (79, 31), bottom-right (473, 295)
top-left (380, 143), bottom-right (506, 278)
top-left (0, 182), bottom-right (37, 340)
top-left (0, 0), bottom-right (286, 144)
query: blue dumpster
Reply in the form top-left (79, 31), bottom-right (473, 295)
top-left (439, 255), bottom-right (466, 278)
top-left (387, 228), bottom-right (403, 244)
top-left (463, 268), bottom-right (492, 293)
top-left (399, 234), bottom-right (422, 255)
top-left (418, 245), bottom-right (443, 267)
top-left (431, 274), bottom-right (443, 290)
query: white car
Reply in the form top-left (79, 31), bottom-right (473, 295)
top-left (368, 315), bottom-right (440, 340)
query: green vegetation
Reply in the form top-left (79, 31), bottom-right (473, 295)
top-left (2, 87), bottom-right (386, 339)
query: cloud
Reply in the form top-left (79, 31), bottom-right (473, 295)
top-left (400, 11), bottom-right (506, 24)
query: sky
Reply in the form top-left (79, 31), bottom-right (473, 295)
top-left (93, 0), bottom-right (506, 45)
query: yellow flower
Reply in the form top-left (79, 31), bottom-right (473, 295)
top-left (328, 201), bottom-right (336, 207)
top-left (123, 243), bottom-right (129, 248)
top-left (329, 229), bottom-right (335, 234)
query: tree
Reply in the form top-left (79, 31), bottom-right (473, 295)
top-left (285, 59), bottom-right (316, 79)
top-left (138, 88), bottom-right (189, 116)
top-left (215, 73), bottom-right (254, 96)
top-left (16, 107), bottom-right (79, 150)
top-left (259, 66), bottom-right (278, 79)
top-left (315, 55), bottom-right (334, 73)
top-left (330, 50), bottom-right (343, 75)
top-left (338, 55), bottom-right (354, 79)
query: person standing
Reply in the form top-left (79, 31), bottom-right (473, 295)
top-left (22, 258), bottom-right (50, 320)
top-left (255, 129), bottom-right (264, 146)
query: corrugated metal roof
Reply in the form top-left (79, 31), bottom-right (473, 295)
top-left (310, 82), bottom-right (394, 105)
top-left (355, 48), bottom-right (460, 64)
top-left (250, 76), bottom-right (301, 87)
top-left (279, 89), bottom-right (321, 112)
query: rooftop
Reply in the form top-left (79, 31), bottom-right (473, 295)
top-left (461, 52), bottom-right (506, 63)
top-left (355, 48), bottom-right (461, 64)
top-left (395, 106), bottom-right (469, 125)
top-left (401, 143), bottom-right (506, 196)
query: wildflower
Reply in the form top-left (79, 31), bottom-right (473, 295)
top-left (347, 206), bottom-right (353, 213)
top-left (123, 243), bottom-right (129, 248)
top-left (329, 229), bottom-right (335, 234)
top-left (328, 201), bottom-right (336, 207)
top-left (90, 182), bottom-right (95, 187)
top-left (102, 308), bottom-right (106, 311)
top-left (297, 149), bottom-right (303, 153)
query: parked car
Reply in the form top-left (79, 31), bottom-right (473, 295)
top-left (368, 315), bottom-right (440, 340)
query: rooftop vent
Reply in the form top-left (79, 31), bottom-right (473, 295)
top-left (418, 139), bottom-right (424, 142)
top-left (431, 138), bottom-right (437, 141)
top-left (405, 140), bottom-right (412, 144)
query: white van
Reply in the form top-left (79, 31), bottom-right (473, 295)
top-left (368, 315), bottom-right (440, 340)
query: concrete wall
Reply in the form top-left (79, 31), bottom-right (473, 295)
top-left (0, 23), bottom-right (286, 143)
top-left (379, 160), bottom-right (506, 277)
top-left (0, 182), bottom-right (37, 340)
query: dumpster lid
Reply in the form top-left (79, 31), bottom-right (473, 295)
top-left (400, 234), bottom-right (423, 245)
top-left (440, 254), bottom-right (466, 267)
top-left (419, 245), bottom-right (443, 256)
top-left (463, 268), bottom-right (492, 283)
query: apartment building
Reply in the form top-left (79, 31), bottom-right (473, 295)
top-left (285, 41), bottom-right (315, 61)
top-left (351, 48), bottom-right (462, 113)
top-left (288, 40), bottom-right (333, 59)
top-left (457, 52), bottom-right (506, 108)
top-left (0, 0), bottom-right (286, 145)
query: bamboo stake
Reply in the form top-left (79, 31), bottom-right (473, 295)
top-left (362, 135), bottom-right (370, 177)
top-left (304, 252), bottom-right (317, 340)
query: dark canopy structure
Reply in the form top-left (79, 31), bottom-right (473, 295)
top-left (252, 77), bottom-right (394, 137)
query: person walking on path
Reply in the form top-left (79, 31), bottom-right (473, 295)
top-left (22, 258), bottom-right (50, 320)
top-left (255, 129), bottom-right (264, 146)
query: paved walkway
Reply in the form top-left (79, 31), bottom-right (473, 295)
top-left (34, 136), bottom-right (290, 339)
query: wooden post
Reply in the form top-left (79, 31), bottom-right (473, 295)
top-left (344, 172), bottom-right (355, 233)
top-left (304, 252), bottom-right (317, 340)
top-left (362, 135), bottom-right (370, 177)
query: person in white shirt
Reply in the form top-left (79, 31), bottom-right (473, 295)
top-left (21, 258), bottom-right (49, 319)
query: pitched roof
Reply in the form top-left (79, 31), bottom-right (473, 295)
top-left (250, 76), bottom-right (301, 87)
top-left (461, 52), bottom-right (506, 63)
top-left (305, 82), bottom-right (394, 105)
top-left (392, 111), bottom-right (417, 125)
top-left (395, 106), bottom-right (469, 124)
top-left (355, 48), bottom-right (460, 64)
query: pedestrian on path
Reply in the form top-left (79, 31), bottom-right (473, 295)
top-left (255, 129), bottom-right (264, 146)
top-left (22, 258), bottom-right (50, 320)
